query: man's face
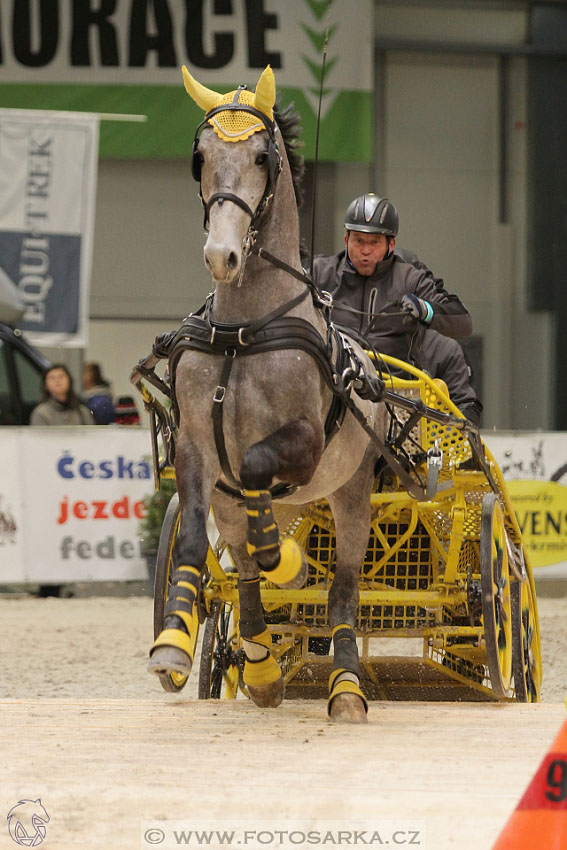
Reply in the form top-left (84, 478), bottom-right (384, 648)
top-left (345, 230), bottom-right (395, 276)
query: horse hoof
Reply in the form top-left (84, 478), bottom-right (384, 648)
top-left (247, 674), bottom-right (285, 708)
top-left (328, 693), bottom-right (368, 724)
top-left (147, 646), bottom-right (193, 678)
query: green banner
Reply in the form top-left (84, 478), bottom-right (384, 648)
top-left (0, 0), bottom-right (373, 161)
top-left (0, 83), bottom-right (372, 161)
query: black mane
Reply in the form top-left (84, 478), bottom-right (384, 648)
top-left (274, 97), bottom-right (305, 210)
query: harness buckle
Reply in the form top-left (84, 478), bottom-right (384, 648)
top-left (213, 386), bottom-right (226, 403)
top-left (210, 326), bottom-right (216, 344)
top-left (319, 290), bottom-right (333, 308)
top-left (242, 229), bottom-right (258, 258)
top-left (238, 327), bottom-right (250, 346)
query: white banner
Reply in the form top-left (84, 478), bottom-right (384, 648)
top-left (0, 109), bottom-right (99, 346)
top-left (2, 428), bottom-right (567, 584)
top-left (0, 1), bottom-right (373, 92)
top-left (0, 428), bottom-right (154, 583)
top-left (0, 430), bottom-right (24, 582)
top-left (483, 431), bottom-right (567, 579)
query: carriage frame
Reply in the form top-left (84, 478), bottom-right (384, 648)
top-left (132, 351), bottom-right (542, 705)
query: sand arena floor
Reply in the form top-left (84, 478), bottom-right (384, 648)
top-left (0, 589), bottom-right (565, 850)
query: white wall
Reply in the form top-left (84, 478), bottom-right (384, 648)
top-left (372, 2), bottom-right (552, 429)
top-left (82, 159), bottom-right (212, 403)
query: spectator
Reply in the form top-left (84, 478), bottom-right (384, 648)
top-left (30, 364), bottom-right (93, 426)
top-left (82, 361), bottom-right (115, 424)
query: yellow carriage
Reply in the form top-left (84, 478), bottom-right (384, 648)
top-left (133, 351), bottom-right (542, 705)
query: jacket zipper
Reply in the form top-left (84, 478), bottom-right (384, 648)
top-left (366, 287), bottom-right (378, 334)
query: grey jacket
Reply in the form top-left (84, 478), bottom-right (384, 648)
top-left (30, 397), bottom-right (94, 426)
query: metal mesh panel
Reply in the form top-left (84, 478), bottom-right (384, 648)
top-left (290, 520), bottom-right (437, 631)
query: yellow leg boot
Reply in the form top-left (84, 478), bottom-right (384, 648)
top-left (244, 490), bottom-right (307, 590)
top-left (243, 628), bottom-right (284, 707)
top-left (148, 566), bottom-right (200, 678)
top-left (260, 538), bottom-right (308, 590)
top-left (328, 668), bottom-right (368, 723)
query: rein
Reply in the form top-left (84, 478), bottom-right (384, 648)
top-left (173, 102), bottom-right (478, 502)
top-left (166, 247), bottom-right (456, 502)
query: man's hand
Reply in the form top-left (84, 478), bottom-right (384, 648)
top-left (401, 293), bottom-right (433, 323)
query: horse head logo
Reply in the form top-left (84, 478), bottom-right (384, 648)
top-left (7, 799), bottom-right (50, 847)
top-left (182, 64), bottom-right (276, 142)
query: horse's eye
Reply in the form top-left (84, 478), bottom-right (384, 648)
top-left (255, 152), bottom-right (268, 166)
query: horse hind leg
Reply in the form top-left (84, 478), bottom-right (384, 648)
top-left (240, 419), bottom-right (320, 590)
top-left (147, 438), bottom-right (212, 680)
top-left (326, 449), bottom-right (377, 723)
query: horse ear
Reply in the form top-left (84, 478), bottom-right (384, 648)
top-left (182, 65), bottom-right (223, 113)
top-left (253, 65), bottom-right (275, 120)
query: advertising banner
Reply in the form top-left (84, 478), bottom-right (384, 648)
top-left (0, 430), bottom-right (24, 582)
top-left (0, 1), bottom-right (373, 161)
top-left (483, 431), bottom-right (567, 578)
top-left (3, 428), bottom-right (566, 585)
top-left (0, 108), bottom-right (99, 346)
top-left (0, 428), bottom-right (154, 583)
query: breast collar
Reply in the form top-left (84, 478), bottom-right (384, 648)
top-left (166, 290), bottom-right (351, 500)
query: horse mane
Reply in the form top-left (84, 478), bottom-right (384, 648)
top-left (274, 97), bottom-right (304, 210)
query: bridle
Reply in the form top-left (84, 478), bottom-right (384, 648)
top-left (191, 88), bottom-right (283, 233)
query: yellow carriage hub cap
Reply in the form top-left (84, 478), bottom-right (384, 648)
top-left (182, 64), bottom-right (276, 142)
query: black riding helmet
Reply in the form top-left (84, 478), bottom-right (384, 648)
top-left (344, 193), bottom-right (399, 236)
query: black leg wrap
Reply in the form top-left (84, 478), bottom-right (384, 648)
top-left (244, 489), bottom-right (280, 567)
top-left (163, 566), bottom-right (201, 635)
top-left (237, 577), bottom-right (267, 639)
top-left (328, 624), bottom-right (367, 718)
top-left (332, 626), bottom-right (361, 678)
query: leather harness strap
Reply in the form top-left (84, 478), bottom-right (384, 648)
top-left (168, 288), bottom-right (351, 499)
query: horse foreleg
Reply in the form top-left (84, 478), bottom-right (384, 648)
top-left (148, 436), bottom-right (214, 679)
top-left (240, 419), bottom-right (321, 590)
top-left (235, 552), bottom-right (284, 707)
top-left (326, 448), bottom-right (377, 723)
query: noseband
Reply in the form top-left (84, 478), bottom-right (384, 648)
top-left (192, 95), bottom-right (283, 232)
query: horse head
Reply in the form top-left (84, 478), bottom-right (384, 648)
top-left (183, 65), bottom-right (288, 285)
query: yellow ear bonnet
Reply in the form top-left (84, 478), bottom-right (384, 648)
top-left (181, 65), bottom-right (276, 143)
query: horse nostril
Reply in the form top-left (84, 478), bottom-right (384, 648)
top-left (227, 251), bottom-right (238, 270)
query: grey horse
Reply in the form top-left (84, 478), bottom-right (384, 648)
top-left (147, 65), bottom-right (387, 723)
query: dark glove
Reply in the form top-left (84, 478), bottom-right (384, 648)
top-left (152, 330), bottom-right (177, 359)
top-left (401, 293), bottom-right (433, 323)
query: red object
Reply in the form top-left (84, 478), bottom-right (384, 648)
top-left (492, 720), bottom-right (567, 848)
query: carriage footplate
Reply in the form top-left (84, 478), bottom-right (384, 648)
top-left (147, 566), bottom-right (200, 678)
top-left (244, 489), bottom-right (308, 589)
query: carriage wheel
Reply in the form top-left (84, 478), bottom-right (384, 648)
top-left (511, 576), bottom-right (542, 702)
top-left (198, 601), bottom-right (242, 699)
top-left (153, 492), bottom-right (192, 693)
top-left (480, 493), bottom-right (513, 698)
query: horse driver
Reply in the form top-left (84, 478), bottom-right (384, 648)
top-left (312, 193), bottom-right (483, 425)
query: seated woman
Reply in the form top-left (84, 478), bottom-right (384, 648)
top-left (30, 364), bottom-right (93, 426)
